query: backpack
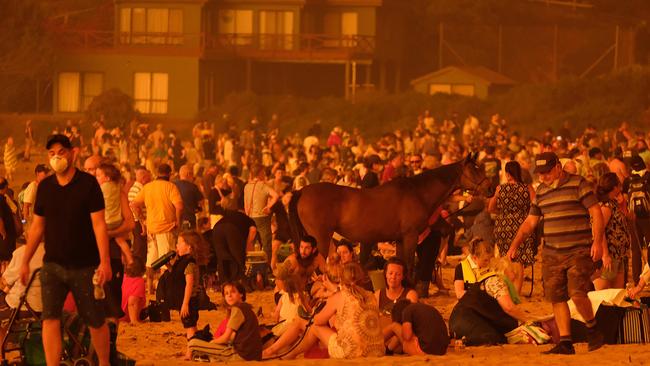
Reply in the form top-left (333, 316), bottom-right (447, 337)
top-left (628, 175), bottom-right (650, 218)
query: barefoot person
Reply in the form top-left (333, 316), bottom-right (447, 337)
top-left (19, 134), bottom-right (113, 366)
top-left (507, 152), bottom-right (607, 354)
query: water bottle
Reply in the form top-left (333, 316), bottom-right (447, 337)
top-left (93, 270), bottom-right (105, 300)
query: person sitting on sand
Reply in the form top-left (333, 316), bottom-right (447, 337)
top-left (270, 263), bottom-right (309, 338)
top-left (263, 257), bottom-right (345, 358)
top-left (449, 239), bottom-right (534, 346)
top-left (282, 235), bottom-right (326, 293)
top-left (188, 282), bottom-right (262, 361)
top-left (266, 259), bottom-right (385, 359)
top-left (384, 299), bottom-right (449, 356)
top-left (453, 235), bottom-right (497, 299)
top-left (375, 257), bottom-right (418, 317)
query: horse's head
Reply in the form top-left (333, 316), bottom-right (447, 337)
top-left (459, 152), bottom-right (490, 196)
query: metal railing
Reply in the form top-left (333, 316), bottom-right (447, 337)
top-left (53, 30), bottom-right (375, 60)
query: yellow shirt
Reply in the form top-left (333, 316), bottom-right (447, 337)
top-left (133, 179), bottom-right (182, 234)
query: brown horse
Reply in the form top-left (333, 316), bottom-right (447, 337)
top-left (288, 153), bottom-right (490, 271)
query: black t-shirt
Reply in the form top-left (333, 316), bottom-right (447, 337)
top-left (221, 209), bottom-right (256, 239)
top-left (174, 180), bottom-right (204, 225)
top-left (34, 170), bottom-right (105, 268)
top-left (401, 302), bottom-right (449, 355)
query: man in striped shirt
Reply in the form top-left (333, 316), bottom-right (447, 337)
top-left (508, 152), bottom-right (607, 355)
top-left (128, 167), bottom-right (151, 268)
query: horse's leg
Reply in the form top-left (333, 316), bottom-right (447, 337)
top-left (398, 232), bottom-right (418, 284)
top-left (359, 242), bottom-right (376, 267)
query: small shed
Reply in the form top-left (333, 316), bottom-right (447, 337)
top-left (410, 66), bottom-right (516, 99)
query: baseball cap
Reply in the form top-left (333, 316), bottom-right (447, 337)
top-left (534, 152), bottom-right (560, 174)
top-left (46, 134), bottom-right (72, 150)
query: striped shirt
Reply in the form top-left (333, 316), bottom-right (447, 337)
top-left (529, 174), bottom-right (597, 250)
top-left (127, 181), bottom-right (145, 221)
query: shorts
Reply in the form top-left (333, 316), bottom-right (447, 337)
top-left (181, 297), bottom-right (199, 329)
top-left (188, 338), bottom-right (241, 362)
top-left (40, 262), bottom-right (106, 328)
top-left (402, 335), bottom-right (426, 356)
top-left (600, 257), bottom-right (624, 281)
top-left (542, 246), bottom-right (594, 303)
top-left (104, 259), bottom-right (125, 319)
top-left (146, 232), bottom-right (176, 268)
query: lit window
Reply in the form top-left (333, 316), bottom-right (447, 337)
top-left (120, 7), bottom-right (183, 45)
top-left (58, 72), bottom-right (104, 112)
top-left (134, 72), bottom-right (168, 114)
top-left (429, 83), bottom-right (451, 95)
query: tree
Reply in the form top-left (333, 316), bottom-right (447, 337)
top-left (86, 88), bottom-right (137, 129)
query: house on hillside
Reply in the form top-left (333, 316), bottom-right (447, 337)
top-left (51, 0), bottom-right (405, 119)
top-left (410, 66), bottom-right (516, 100)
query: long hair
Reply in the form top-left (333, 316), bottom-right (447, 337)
top-left (505, 160), bottom-right (523, 184)
top-left (179, 230), bottom-right (210, 267)
top-left (596, 172), bottom-right (619, 203)
top-left (340, 262), bottom-right (372, 305)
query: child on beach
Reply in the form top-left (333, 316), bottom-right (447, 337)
top-left (188, 282), bottom-right (263, 361)
top-left (167, 231), bottom-right (207, 359)
top-left (96, 163), bottom-right (134, 265)
top-left (271, 263), bottom-right (309, 337)
top-left (121, 256), bottom-right (146, 324)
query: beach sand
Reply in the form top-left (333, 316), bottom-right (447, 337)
top-left (117, 257), bottom-right (650, 366)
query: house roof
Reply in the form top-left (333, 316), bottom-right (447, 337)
top-left (410, 66), bottom-right (516, 86)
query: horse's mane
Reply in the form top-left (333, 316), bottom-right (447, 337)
top-left (386, 159), bottom-right (463, 190)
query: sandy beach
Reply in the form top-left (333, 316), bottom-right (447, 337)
top-left (117, 256), bottom-right (650, 366)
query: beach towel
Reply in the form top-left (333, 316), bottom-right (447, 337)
top-left (567, 289), bottom-right (632, 323)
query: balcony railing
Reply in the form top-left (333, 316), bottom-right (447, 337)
top-left (53, 30), bottom-right (376, 60)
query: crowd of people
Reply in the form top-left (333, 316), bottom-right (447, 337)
top-left (0, 111), bottom-right (648, 362)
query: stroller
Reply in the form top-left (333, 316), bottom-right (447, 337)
top-left (1, 269), bottom-right (95, 366)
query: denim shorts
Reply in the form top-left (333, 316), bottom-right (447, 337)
top-left (40, 262), bottom-right (106, 328)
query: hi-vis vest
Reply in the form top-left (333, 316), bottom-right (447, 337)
top-left (460, 257), bottom-right (497, 284)
top-left (460, 257), bottom-right (521, 304)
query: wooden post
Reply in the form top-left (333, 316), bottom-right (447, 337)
top-left (553, 24), bottom-right (558, 81)
top-left (614, 25), bottom-right (620, 71)
top-left (245, 59), bottom-right (252, 92)
top-left (438, 23), bottom-right (444, 69)
top-left (344, 61), bottom-right (350, 100)
top-left (497, 24), bottom-right (503, 73)
top-left (351, 61), bottom-right (357, 103)
top-left (365, 63), bottom-right (371, 87)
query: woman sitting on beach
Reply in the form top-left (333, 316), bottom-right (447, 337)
top-left (449, 239), bottom-right (534, 346)
top-left (282, 260), bottom-right (385, 359)
top-left (262, 258), bottom-right (344, 357)
top-left (188, 282), bottom-right (262, 361)
top-left (375, 257), bottom-right (418, 317)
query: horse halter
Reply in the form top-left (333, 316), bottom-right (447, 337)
top-left (460, 162), bottom-right (488, 195)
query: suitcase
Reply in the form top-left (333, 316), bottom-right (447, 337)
top-left (618, 306), bottom-right (650, 344)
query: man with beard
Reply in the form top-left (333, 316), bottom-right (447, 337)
top-left (282, 236), bottom-right (326, 292)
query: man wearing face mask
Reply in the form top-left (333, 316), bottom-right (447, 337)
top-left (19, 134), bottom-right (113, 366)
top-left (507, 152), bottom-right (607, 355)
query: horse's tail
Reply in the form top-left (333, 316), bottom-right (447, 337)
top-left (288, 189), bottom-right (306, 246)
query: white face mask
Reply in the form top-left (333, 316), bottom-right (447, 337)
top-left (49, 156), bottom-right (69, 174)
